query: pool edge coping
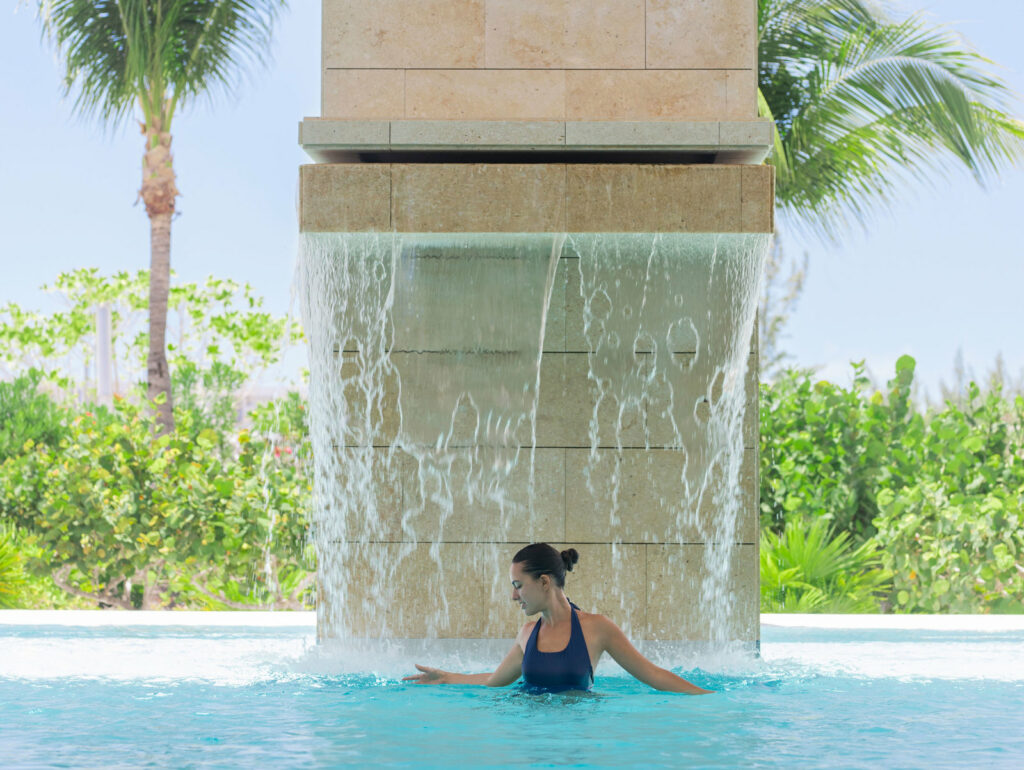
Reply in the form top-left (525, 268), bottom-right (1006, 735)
top-left (760, 613), bottom-right (1024, 632)
top-left (2, 610), bottom-right (1023, 631)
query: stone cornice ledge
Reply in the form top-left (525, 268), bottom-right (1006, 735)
top-left (299, 119), bottom-right (773, 163)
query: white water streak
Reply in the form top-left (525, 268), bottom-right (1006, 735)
top-left (299, 231), bottom-right (769, 643)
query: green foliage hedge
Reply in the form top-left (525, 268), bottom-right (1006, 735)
top-left (0, 389), bottom-right (311, 610)
top-left (0, 269), bottom-right (310, 610)
top-left (761, 356), bottom-right (1024, 613)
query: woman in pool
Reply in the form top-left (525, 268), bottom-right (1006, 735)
top-left (403, 543), bottom-right (712, 694)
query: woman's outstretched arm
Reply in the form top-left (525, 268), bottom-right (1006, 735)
top-left (597, 616), bottom-right (713, 694)
top-left (403, 640), bottom-right (524, 687)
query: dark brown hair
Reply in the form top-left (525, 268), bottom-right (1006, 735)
top-left (512, 543), bottom-right (579, 588)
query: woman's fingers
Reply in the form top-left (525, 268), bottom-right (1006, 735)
top-left (402, 663), bottom-right (437, 683)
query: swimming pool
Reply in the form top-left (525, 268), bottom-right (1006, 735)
top-left (2, 612), bottom-right (1022, 768)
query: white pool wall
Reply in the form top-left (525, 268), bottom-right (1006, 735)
top-left (3, 610), bottom-right (1023, 632)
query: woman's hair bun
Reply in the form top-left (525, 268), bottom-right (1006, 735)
top-left (560, 548), bottom-right (579, 572)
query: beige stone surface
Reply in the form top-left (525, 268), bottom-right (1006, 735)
top-left (484, 0), bottom-right (645, 69)
top-left (400, 448), bottom-right (565, 543)
top-left (644, 353), bottom-right (759, 449)
top-left (341, 350), bottom-right (545, 449)
top-left (644, 543), bottom-right (758, 640)
top-left (539, 235), bottom-right (769, 358)
top-left (334, 542), bottom-right (657, 639)
top-left (323, 0), bottom-right (484, 69)
top-left (299, 165), bottom-right (391, 232)
top-left (741, 165), bottom-right (776, 234)
top-left (564, 448), bottom-right (758, 544)
top-left (299, 165), bottom-right (772, 234)
top-left (726, 69), bottom-right (759, 119)
top-left (406, 69), bottom-right (566, 121)
top-left (391, 120), bottom-right (566, 148)
top-left (567, 543), bottom-right (648, 636)
top-left (542, 258), bottom-right (569, 353)
top-left (566, 121), bottom-right (719, 148)
top-left (720, 120), bottom-right (774, 147)
top-left (391, 164), bottom-right (567, 232)
top-left (299, 120), bottom-right (774, 161)
top-left (535, 353), bottom-right (646, 448)
top-left (567, 70), bottom-right (729, 121)
top-left (322, 70), bottom-right (405, 120)
top-left (562, 233), bottom-right (761, 353)
top-left (646, 0), bottom-right (756, 70)
top-left (340, 542), bottom-right (490, 637)
top-left (338, 352), bottom-right (400, 447)
top-left (338, 351), bottom-right (757, 450)
top-left (299, 119), bottom-right (389, 148)
top-left (389, 236), bottom-right (559, 354)
top-left (331, 447), bottom-right (404, 540)
top-left (562, 255), bottom-right (584, 353)
top-left (566, 165), bottom-right (742, 233)
top-left (393, 352), bottom-right (525, 448)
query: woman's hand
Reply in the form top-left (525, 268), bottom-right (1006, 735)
top-left (402, 664), bottom-right (449, 684)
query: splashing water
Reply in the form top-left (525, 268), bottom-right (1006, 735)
top-left (298, 233), bottom-right (562, 639)
top-left (570, 233), bottom-right (769, 641)
top-left (297, 231), bottom-right (768, 643)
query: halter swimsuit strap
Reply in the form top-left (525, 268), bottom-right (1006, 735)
top-left (521, 600), bottom-right (594, 692)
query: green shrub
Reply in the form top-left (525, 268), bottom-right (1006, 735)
top-left (0, 395), bottom-right (311, 609)
top-left (0, 372), bottom-right (67, 462)
top-left (874, 482), bottom-right (1024, 613)
top-left (762, 359), bottom-right (1024, 613)
top-left (759, 357), bottom-right (920, 541)
top-left (0, 524), bottom-right (27, 608)
top-left (760, 517), bottom-right (892, 612)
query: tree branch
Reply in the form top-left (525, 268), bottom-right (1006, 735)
top-left (52, 565), bottom-right (133, 610)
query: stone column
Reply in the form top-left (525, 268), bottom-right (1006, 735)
top-left (300, 0), bottom-right (774, 644)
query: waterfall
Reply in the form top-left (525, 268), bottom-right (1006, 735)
top-left (570, 233), bottom-right (768, 641)
top-left (298, 230), bottom-right (768, 643)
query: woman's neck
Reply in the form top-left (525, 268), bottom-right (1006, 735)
top-left (540, 591), bottom-right (572, 627)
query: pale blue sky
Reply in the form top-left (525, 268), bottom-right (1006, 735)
top-left (1, 1), bottom-right (1022, 402)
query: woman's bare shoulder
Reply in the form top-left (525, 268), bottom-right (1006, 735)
top-left (577, 610), bottom-right (614, 630)
top-left (516, 619), bottom-right (539, 644)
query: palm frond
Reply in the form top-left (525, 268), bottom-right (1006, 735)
top-left (759, 0), bottom-right (1024, 241)
top-left (758, 86), bottom-right (792, 179)
top-left (37, 0), bottom-right (286, 129)
top-left (760, 517), bottom-right (892, 612)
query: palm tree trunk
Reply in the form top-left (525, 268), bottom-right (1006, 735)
top-left (141, 125), bottom-right (178, 433)
top-left (148, 210), bottom-right (174, 431)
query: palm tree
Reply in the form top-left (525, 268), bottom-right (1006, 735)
top-left (36, 0), bottom-right (286, 432)
top-left (758, 0), bottom-right (1024, 240)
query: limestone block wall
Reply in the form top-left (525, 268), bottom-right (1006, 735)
top-left (317, 241), bottom-right (762, 641)
top-left (299, 164), bottom-right (774, 233)
top-left (320, 0), bottom-right (758, 121)
top-left (304, 0), bottom-right (772, 643)
top-left (300, 163), bottom-right (770, 642)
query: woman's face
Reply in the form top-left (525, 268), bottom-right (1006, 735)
top-left (509, 562), bottom-right (546, 614)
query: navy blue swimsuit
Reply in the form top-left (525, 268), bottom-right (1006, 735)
top-left (521, 601), bottom-right (594, 692)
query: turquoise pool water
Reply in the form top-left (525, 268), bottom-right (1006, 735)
top-left (1, 620), bottom-right (1022, 768)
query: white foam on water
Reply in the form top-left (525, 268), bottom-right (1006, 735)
top-left (762, 640), bottom-right (1024, 682)
top-left (0, 610), bottom-right (315, 627)
top-left (2, 616), bottom-right (1020, 685)
top-left (0, 634), bottom-right (315, 685)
